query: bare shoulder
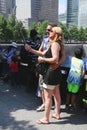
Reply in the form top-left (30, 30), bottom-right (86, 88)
top-left (52, 42), bottom-right (58, 46)
top-left (51, 42), bottom-right (60, 51)
top-left (52, 42), bottom-right (60, 48)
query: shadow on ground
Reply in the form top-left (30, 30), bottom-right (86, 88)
top-left (0, 79), bottom-right (87, 129)
top-left (0, 79), bottom-right (41, 130)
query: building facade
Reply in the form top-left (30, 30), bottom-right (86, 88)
top-left (67, 0), bottom-right (79, 27)
top-left (0, 0), bottom-right (7, 17)
top-left (38, 0), bottom-right (58, 24)
top-left (58, 13), bottom-right (67, 24)
top-left (0, 0), bottom-right (16, 18)
top-left (16, 0), bottom-right (58, 28)
top-left (31, 0), bottom-right (41, 22)
top-left (31, 0), bottom-right (58, 24)
top-left (78, 0), bottom-right (87, 28)
top-left (58, 0), bottom-right (87, 28)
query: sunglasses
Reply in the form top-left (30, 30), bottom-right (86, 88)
top-left (46, 29), bottom-right (51, 32)
top-left (50, 30), bottom-right (53, 32)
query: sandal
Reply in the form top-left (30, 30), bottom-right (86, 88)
top-left (51, 114), bottom-right (60, 120)
top-left (36, 119), bottom-right (49, 124)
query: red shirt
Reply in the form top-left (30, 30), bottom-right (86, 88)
top-left (10, 61), bottom-right (18, 72)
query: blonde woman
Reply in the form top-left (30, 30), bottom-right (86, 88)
top-left (25, 27), bottom-right (65, 124)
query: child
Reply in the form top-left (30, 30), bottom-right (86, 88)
top-left (9, 53), bottom-right (19, 87)
top-left (66, 48), bottom-right (86, 111)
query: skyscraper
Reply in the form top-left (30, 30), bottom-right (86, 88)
top-left (0, 0), bottom-right (7, 17)
top-left (38, 0), bottom-right (58, 24)
top-left (0, 0), bottom-right (16, 18)
top-left (31, 0), bottom-right (41, 22)
top-left (78, 0), bottom-right (87, 28)
top-left (16, 0), bottom-right (58, 26)
top-left (67, 0), bottom-right (79, 27)
top-left (59, 0), bottom-right (87, 28)
top-left (58, 0), bottom-right (67, 24)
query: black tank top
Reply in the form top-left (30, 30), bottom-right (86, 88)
top-left (44, 43), bottom-right (62, 85)
top-left (45, 43), bottom-right (62, 62)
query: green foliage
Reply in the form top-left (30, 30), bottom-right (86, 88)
top-left (69, 25), bottom-right (79, 42)
top-left (28, 22), bottom-right (37, 36)
top-left (84, 28), bottom-right (87, 41)
top-left (37, 20), bottom-right (49, 37)
top-left (0, 14), bottom-right (8, 40)
top-left (78, 26), bottom-right (85, 42)
top-left (0, 13), bottom-right (87, 43)
top-left (29, 20), bottom-right (49, 38)
top-left (13, 21), bottom-right (28, 41)
top-left (7, 14), bottom-right (16, 27)
top-left (0, 14), bottom-right (28, 41)
top-left (58, 23), bottom-right (69, 41)
top-left (58, 23), bottom-right (87, 43)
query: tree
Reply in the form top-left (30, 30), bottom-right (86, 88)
top-left (84, 28), bottom-right (87, 42)
top-left (29, 20), bottom-right (49, 38)
top-left (37, 20), bottom-right (49, 37)
top-left (69, 25), bottom-right (78, 42)
top-left (7, 14), bottom-right (17, 40)
top-left (13, 21), bottom-right (28, 42)
top-left (78, 27), bottom-right (85, 42)
top-left (0, 14), bottom-right (8, 41)
top-left (58, 23), bottom-right (69, 41)
top-left (28, 22), bottom-right (37, 36)
top-left (7, 14), bottom-right (28, 41)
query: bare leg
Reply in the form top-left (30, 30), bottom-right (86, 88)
top-left (66, 93), bottom-right (71, 106)
top-left (41, 89), bottom-right (45, 104)
top-left (36, 88), bottom-right (53, 124)
top-left (52, 85), bottom-right (61, 119)
top-left (36, 75), bottom-right (45, 112)
top-left (44, 89), bottom-right (53, 121)
top-left (71, 94), bottom-right (76, 107)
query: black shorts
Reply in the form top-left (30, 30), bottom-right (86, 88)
top-left (44, 67), bottom-right (62, 85)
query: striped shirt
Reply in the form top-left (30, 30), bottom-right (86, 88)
top-left (26, 38), bottom-right (40, 63)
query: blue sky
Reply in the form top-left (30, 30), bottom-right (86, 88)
top-left (16, 0), bottom-right (66, 20)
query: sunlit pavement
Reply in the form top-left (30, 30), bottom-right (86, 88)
top-left (0, 79), bottom-right (87, 130)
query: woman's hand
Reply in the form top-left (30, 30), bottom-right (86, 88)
top-left (38, 56), bottom-right (44, 63)
top-left (25, 44), bottom-right (32, 52)
top-left (41, 50), bottom-right (48, 56)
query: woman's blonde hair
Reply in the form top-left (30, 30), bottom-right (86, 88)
top-left (50, 27), bottom-right (64, 49)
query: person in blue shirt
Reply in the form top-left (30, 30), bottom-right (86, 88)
top-left (19, 29), bottom-right (40, 91)
top-left (66, 48), bottom-right (86, 111)
top-left (7, 42), bottom-right (17, 64)
top-left (36, 23), bottom-right (55, 112)
top-left (1, 42), bottom-right (17, 81)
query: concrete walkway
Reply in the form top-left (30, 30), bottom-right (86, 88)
top-left (0, 79), bottom-right (87, 130)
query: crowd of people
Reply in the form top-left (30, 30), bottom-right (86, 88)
top-left (0, 23), bottom-right (87, 125)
